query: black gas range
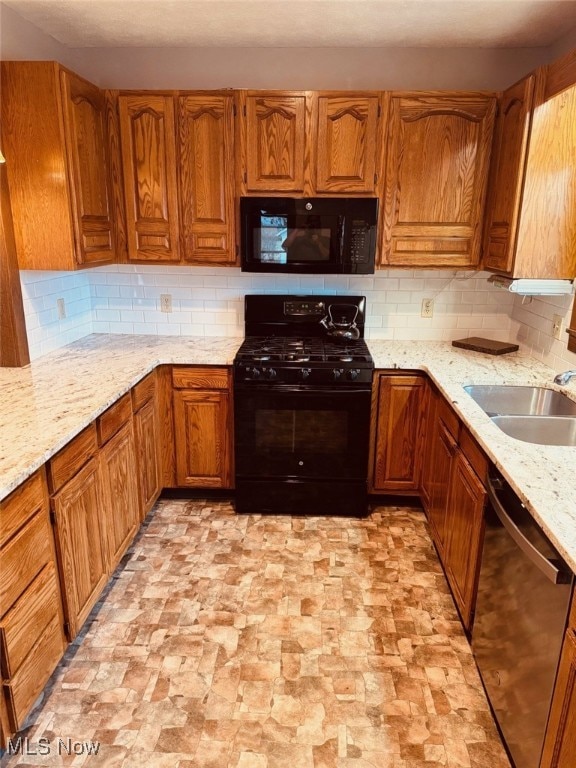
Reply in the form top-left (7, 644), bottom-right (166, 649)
top-left (233, 295), bottom-right (374, 517)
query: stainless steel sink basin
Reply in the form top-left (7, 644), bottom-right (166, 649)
top-left (463, 385), bottom-right (576, 417)
top-left (491, 415), bottom-right (576, 446)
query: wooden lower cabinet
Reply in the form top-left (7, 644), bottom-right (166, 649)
top-left (442, 452), bottom-right (486, 629)
top-left (370, 373), bottom-right (427, 493)
top-left (99, 420), bottom-right (141, 571)
top-left (427, 418), bottom-right (457, 561)
top-left (51, 457), bottom-right (108, 639)
top-left (0, 470), bottom-right (66, 739)
top-left (172, 366), bottom-right (233, 488)
top-left (418, 385), bottom-right (487, 630)
top-left (133, 385), bottom-right (162, 517)
top-left (541, 602), bottom-right (576, 768)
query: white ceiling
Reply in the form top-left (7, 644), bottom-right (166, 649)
top-left (3, 0), bottom-right (576, 49)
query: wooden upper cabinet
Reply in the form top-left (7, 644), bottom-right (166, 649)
top-left (381, 93), bottom-right (496, 268)
top-left (0, 61), bottom-right (116, 270)
top-left (513, 51), bottom-right (576, 279)
top-left (238, 91), bottom-right (309, 193)
top-left (484, 49), bottom-right (576, 279)
top-left (178, 93), bottom-right (236, 265)
top-left (483, 74), bottom-right (536, 273)
top-left (119, 94), bottom-right (180, 262)
top-left (237, 90), bottom-right (383, 197)
top-left (314, 93), bottom-right (381, 193)
top-left (60, 70), bottom-right (116, 265)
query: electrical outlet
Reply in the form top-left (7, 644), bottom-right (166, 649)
top-left (421, 298), bottom-right (434, 318)
top-left (160, 294), bottom-right (172, 313)
top-left (56, 298), bottom-right (66, 319)
top-left (552, 314), bottom-right (563, 340)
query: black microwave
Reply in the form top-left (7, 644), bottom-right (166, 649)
top-left (240, 197), bottom-right (377, 274)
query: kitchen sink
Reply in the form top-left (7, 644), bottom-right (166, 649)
top-left (463, 385), bottom-right (576, 417)
top-left (491, 415), bottom-right (576, 446)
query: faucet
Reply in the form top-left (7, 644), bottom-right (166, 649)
top-left (554, 369), bottom-right (576, 386)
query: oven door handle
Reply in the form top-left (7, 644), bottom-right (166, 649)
top-left (234, 383), bottom-right (371, 395)
top-left (486, 476), bottom-right (570, 585)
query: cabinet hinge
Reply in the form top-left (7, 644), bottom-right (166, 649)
top-left (233, 103), bottom-right (237, 117)
top-left (374, 173), bottom-right (378, 184)
top-left (63, 622), bottom-right (70, 638)
top-left (377, 104), bottom-right (381, 118)
top-left (243, 105), bottom-right (247, 117)
top-left (50, 509), bottom-right (57, 526)
top-left (244, 171), bottom-right (247, 184)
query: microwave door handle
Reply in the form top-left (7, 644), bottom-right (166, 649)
top-left (338, 215), bottom-right (345, 256)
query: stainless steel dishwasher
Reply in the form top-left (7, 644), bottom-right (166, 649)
top-left (472, 470), bottom-right (573, 768)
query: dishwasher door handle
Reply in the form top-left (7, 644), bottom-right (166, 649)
top-left (486, 477), bottom-right (570, 585)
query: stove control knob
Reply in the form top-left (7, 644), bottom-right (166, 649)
top-left (300, 367), bottom-right (311, 380)
top-left (347, 368), bottom-right (360, 381)
top-left (265, 367), bottom-right (277, 380)
top-left (250, 366), bottom-right (262, 379)
top-left (332, 368), bottom-right (344, 380)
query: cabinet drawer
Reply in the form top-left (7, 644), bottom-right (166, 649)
top-left (172, 366), bottom-right (230, 390)
top-left (132, 371), bottom-right (156, 411)
top-left (437, 396), bottom-right (460, 440)
top-left (1, 563), bottom-right (63, 678)
top-left (0, 510), bottom-right (52, 616)
top-left (49, 424), bottom-right (97, 493)
top-left (5, 614), bottom-right (64, 731)
top-left (460, 426), bottom-right (488, 484)
top-left (0, 470), bottom-right (48, 548)
top-left (97, 393), bottom-right (132, 445)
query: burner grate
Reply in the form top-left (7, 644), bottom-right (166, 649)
top-left (236, 336), bottom-right (372, 364)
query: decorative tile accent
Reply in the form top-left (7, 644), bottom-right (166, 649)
top-left (3, 499), bottom-right (511, 768)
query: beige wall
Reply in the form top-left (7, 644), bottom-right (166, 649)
top-left (38, 46), bottom-right (551, 91)
top-left (549, 25), bottom-right (576, 59)
top-left (0, 3), bottom-right (551, 90)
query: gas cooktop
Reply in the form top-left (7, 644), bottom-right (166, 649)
top-left (235, 336), bottom-right (373, 365)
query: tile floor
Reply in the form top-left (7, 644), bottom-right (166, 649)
top-left (2, 499), bottom-right (511, 767)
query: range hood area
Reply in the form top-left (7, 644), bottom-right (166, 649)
top-left (487, 275), bottom-right (575, 295)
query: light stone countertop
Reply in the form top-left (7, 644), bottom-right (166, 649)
top-left (1, 334), bottom-right (575, 572)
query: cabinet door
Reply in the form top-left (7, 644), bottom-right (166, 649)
top-left (315, 94), bottom-right (380, 193)
top-left (382, 94), bottom-right (496, 267)
top-left (515, 59), bottom-right (576, 279)
top-left (134, 397), bottom-right (161, 518)
top-left (443, 452), bottom-right (486, 630)
top-left (243, 92), bottom-right (308, 192)
top-left (99, 421), bottom-right (140, 571)
top-left (52, 459), bottom-right (108, 640)
top-left (60, 70), bottom-right (116, 266)
top-left (178, 94), bottom-right (236, 265)
top-left (483, 74), bottom-right (536, 274)
top-left (173, 389), bottom-right (232, 488)
top-left (119, 94), bottom-right (180, 262)
top-left (541, 627), bottom-right (576, 768)
top-left (419, 383), bottom-right (437, 512)
top-left (427, 419), bottom-right (457, 558)
top-left (370, 374), bottom-right (426, 492)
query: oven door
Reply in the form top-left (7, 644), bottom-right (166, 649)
top-left (234, 383), bottom-right (371, 515)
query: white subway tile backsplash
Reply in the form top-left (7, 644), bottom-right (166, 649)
top-left (20, 264), bottom-right (575, 370)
